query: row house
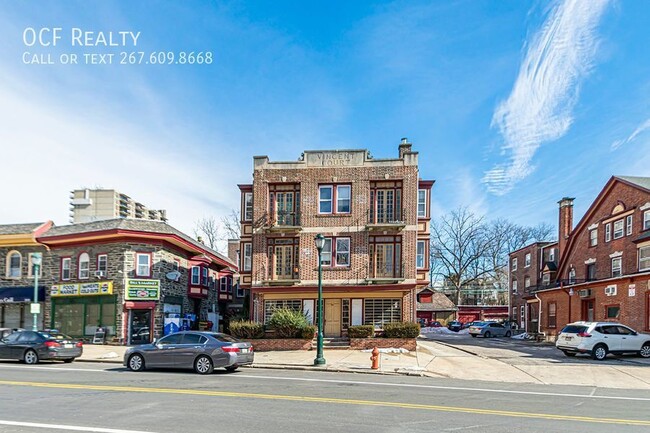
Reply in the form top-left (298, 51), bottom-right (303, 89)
top-left (0, 222), bottom-right (53, 330)
top-left (509, 241), bottom-right (558, 332)
top-left (33, 219), bottom-right (236, 344)
top-left (238, 139), bottom-right (434, 337)
top-left (518, 176), bottom-right (650, 340)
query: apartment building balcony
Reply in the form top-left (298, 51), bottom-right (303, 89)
top-left (366, 208), bottom-right (406, 231)
top-left (263, 211), bottom-right (302, 234)
top-left (262, 264), bottom-right (300, 286)
top-left (365, 264), bottom-right (404, 284)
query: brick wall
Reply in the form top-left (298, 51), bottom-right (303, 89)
top-left (244, 338), bottom-right (312, 351)
top-left (350, 338), bottom-right (416, 351)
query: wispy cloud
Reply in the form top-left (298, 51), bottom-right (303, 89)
top-left (611, 118), bottom-right (650, 150)
top-left (483, 0), bottom-right (610, 195)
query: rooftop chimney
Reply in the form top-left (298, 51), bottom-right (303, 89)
top-left (558, 197), bottom-right (575, 263)
top-left (398, 137), bottom-right (412, 158)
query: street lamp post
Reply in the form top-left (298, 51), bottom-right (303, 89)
top-left (31, 253), bottom-right (42, 331)
top-left (314, 234), bottom-right (326, 366)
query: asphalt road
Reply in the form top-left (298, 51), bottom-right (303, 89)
top-left (1, 361), bottom-right (650, 433)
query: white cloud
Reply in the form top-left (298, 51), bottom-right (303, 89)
top-left (611, 118), bottom-right (650, 150)
top-left (484, 0), bottom-right (610, 195)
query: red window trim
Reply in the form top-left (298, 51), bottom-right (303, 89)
top-left (60, 256), bottom-right (72, 282)
top-left (190, 266), bottom-right (201, 285)
top-left (547, 301), bottom-right (557, 328)
top-left (323, 236), bottom-right (351, 268)
top-left (318, 184), bottom-right (351, 215)
top-left (135, 252), bottom-right (153, 278)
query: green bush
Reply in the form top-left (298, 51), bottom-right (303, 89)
top-left (267, 308), bottom-right (310, 338)
top-left (383, 322), bottom-right (420, 338)
top-left (299, 325), bottom-right (317, 339)
top-left (347, 325), bottom-right (375, 338)
top-left (229, 320), bottom-right (264, 339)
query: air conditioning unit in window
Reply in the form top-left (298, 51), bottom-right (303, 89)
top-left (605, 285), bottom-right (617, 296)
top-left (578, 289), bottom-right (592, 298)
top-left (95, 270), bottom-right (106, 278)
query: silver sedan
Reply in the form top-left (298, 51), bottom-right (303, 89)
top-left (124, 331), bottom-right (254, 374)
top-left (469, 322), bottom-right (512, 338)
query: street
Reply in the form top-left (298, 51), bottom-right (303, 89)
top-left (1, 361), bottom-right (649, 433)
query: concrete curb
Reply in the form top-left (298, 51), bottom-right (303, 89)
top-left (421, 339), bottom-right (485, 358)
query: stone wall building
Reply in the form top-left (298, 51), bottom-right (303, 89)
top-left (238, 139), bottom-right (434, 337)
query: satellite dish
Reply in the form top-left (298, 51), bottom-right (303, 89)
top-left (166, 271), bottom-right (181, 282)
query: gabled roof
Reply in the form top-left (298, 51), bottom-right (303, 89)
top-left (557, 175), bottom-right (650, 277)
top-left (38, 219), bottom-right (236, 270)
top-left (0, 222), bottom-right (48, 235)
top-left (417, 292), bottom-right (457, 311)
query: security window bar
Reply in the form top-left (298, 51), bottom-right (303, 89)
top-left (611, 257), bottom-right (622, 278)
top-left (363, 298), bottom-right (401, 328)
top-left (264, 300), bottom-right (302, 324)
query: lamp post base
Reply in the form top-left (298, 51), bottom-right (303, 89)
top-left (314, 357), bottom-right (326, 366)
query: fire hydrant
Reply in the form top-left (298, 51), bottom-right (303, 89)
top-left (370, 346), bottom-right (380, 370)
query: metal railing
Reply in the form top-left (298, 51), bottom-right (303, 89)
top-left (368, 208), bottom-right (406, 225)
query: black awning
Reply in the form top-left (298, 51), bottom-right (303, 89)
top-left (0, 286), bottom-right (46, 303)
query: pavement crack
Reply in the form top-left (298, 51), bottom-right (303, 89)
top-left (609, 366), bottom-right (650, 386)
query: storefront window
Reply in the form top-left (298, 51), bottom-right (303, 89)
top-left (52, 296), bottom-right (117, 337)
top-left (363, 298), bottom-right (401, 328)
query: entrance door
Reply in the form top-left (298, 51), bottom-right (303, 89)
top-left (129, 310), bottom-right (152, 345)
top-left (581, 300), bottom-right (594, 322)
top-left (324, 299), bottom-right (341, 337)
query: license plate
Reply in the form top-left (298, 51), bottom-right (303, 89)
top-left (564, 336), bottom-right (572, 341)
top-left (64, 343), bottom-right (73, 348)
top-left (241, 348), bottom-right (249, 354)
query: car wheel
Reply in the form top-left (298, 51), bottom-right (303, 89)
top-left (505, 331), bottom-right (511, 338)
top-left (128, 353), bottom-right (146, 372)
top-left (63, 358), bottom-right (75, 363)
top-left (225, 365), bottom-right (239, 372)
top-left (194, 355), bottom-right (214, 375)
top-left (591, 344), bottom-right (608, 361)
top-left (23, 349), bottom-right (39, 365)
top-left (484, 331), bottom-right (492, 338)
top-left (640, 343), bottom-right (650, 358)
top-left (562, 351), bottom-right (576, 357)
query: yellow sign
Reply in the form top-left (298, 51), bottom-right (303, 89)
top-left (51, 281), bottom-right (114, 297)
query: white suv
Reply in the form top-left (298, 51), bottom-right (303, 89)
top-left (555, 322), bottom-right (650, 360)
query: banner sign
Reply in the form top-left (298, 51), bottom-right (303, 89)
top-left (125, 279), bottom-right (160, 301)
top-left (51, 281), bottom-right (113, 297)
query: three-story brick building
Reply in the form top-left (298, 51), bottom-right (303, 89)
top-left (238, 139), bottom-right (434, 337)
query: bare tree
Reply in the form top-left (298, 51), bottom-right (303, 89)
top-left (193, 217), bottom-right (220, 250)
top-left (221, 209), bottom-right (241, 240)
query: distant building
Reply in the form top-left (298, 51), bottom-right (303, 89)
top-left (416, 288), bottom-right (457, 325)
top-left (69, 188), bottom-right (167, 224)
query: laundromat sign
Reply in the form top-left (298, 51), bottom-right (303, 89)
top-left (125, 279), bottom-right (160, 301)
top-left (51, 281), bottom-right (114, 297)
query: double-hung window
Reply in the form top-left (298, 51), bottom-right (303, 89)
top-left (202, 267), bottom-right (209, 286)
top-left (320, 238), bottom-right (350, 267)
top-left (61, 258), bottom-right (71, 281)
top-left (243, 192), bottom-right (253, 221)
top-left (417, 190), bottom-right (427, 218)
top-left (319, 185), bottom-right (351, 214)
top-left (644, 210), bottom-right (650, 231)
top-left (220, 277), bottom-right (228, 292)
top-left (97, 254), bottom-right (108, 274)
top-left (7, 252), bottom-right (21, 278)
top-left (613, 219), bottom-right (624, 239)
top-left (639, 246), bottom-right (650, 271)
top-left (548, 303), bottom-right (557, 328)
top-left (524, 253), bottom-right (531, 268)
top-left (589, 229), bottom-right (598, 247)
top-left (605, 223), bottom-right (611, 242)
top-left (242, 243), bottom-right (252, 272)
top-left (524, 276), bottom-right (530, 288)
top-left (191, 266), bottom-right (201, 285)
top-left (549, 248), bottom-right (555, 262)
top-left (416, 240), bottom-right (426, 269)
top-left (79, 253), bottom-right (90, 279)
top-left (511, 258), bottom-right (517, 271)
top-left (512, 279), bottom-right (517, 294)
top-left (626, 215), bottom-right (633, 236)
top-left (136, 253), bottom-right (150, 277)
top-left (611, 257), bottom-right (622, 278)
top-left (568, 268), bottom-right (576, 284)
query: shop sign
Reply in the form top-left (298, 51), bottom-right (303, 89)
top-left (51, 281), bottom-right (114, 297)
top-left (125, 279), bottom-right (160, 301)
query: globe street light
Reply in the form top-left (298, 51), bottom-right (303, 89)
top-left (31, 253), bottom-right (42, 331)
top-left (314, 234), bottom-right (326, 366)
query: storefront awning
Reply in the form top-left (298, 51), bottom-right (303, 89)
top-left (0, 286), bottom-right (46, 303)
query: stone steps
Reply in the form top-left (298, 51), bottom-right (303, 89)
top-left (311, 337), bottom-right (350, 350)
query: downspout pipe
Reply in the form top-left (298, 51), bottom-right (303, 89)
top-left (534, 292), bottom-right (546, 341)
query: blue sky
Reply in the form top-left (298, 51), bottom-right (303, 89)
top-left (1, 0), bottom-right (649, 243)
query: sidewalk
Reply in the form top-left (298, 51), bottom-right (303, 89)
top-left (78, 341), bottom-right (650, 389)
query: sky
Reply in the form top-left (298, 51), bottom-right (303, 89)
top-left (1, 0), bottom-right (649, 249)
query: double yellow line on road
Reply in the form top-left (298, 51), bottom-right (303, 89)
top-left (1, 379), bottom-right (649, 426)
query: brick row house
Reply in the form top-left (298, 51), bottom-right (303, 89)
top-left (511, 176), bottom-right (650, 340)
top-left (238, 140), bottom-right (434, 337)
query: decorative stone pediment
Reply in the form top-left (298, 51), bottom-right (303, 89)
top-left (587, 223), bottom-right (599, 230)
top-left (609, 251), bottom-right (623, 258)
top-left (584, 258), bottom-right (596, 264)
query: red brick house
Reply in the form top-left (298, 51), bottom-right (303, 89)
top-left (534, 176), bottom-right (650, 340)
top-left (416, 288), bottom-right (457, 325)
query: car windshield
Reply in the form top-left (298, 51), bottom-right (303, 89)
top-left (560, 325), bottom-right (588, 334)
top-left (471, 322), bottom-right (487, 327)
top-left (39, 332), bottom-right (73, 340)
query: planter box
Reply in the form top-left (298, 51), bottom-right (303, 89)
top-left (246, 338), bottom-right (312, 351)
top-left (350, 338), bottom-right (416, 351)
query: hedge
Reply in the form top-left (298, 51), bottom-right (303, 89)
top-left (383, 322), bottom-right (420, 338)
top-left (229, 320), bottom-right (264, 339)
top-left (267, 308), bottom-right (311, 338)
top-left (347, 325), bottom-right (374, 338)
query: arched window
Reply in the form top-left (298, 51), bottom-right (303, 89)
top-left (78, 253), bottom-right (90, 279)
top-left (6, 251), bottom-right (21, 278)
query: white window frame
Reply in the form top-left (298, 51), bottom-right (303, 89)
top-left (417, 189), bottom-right (427, 218)
top-left (549, 248), bottom-right (555, 262)
top-left (644, 210), bottom-right (650, 231)
top-left (520, 305), bottom-right (525, 324)
top-left (173, 260), bottom-right (180, 271)
top-left (512, 279), bottom-right (518, 294)
top-left (336, 185), bottom-right (351, 214)
top-left (524, 253), bottom-right (531, 268)
top-left (201, 267), bottom-right (209, 286)
top-left (97, 254), bottom-right (108, 273)
top-left (335, 238), bottom-right (350, 266)
top-left (190, 266), bottom-right (200, 285)
top-left (244, 192), bottom-right (253, 221)
top-left (611, 257), bottom-right (622, 278)
top-left (626, 215), bottom-right (633, 236)
top-left (613, 219), bottom-right (624, 239)
top-left (242, 243), bottom-right (252, 272)
top-left (6, 251), bottom-right (22, 278)
top-left (605, 223), bottom-right (611, 242)
top-left (416, 240), bottom-right (426, 269)
top-left (589, 229), bottom-right (598, 247)
top-left (136, 253), bottom-right (151, 277)
top-left (512, 258), bottom-right (517, 271)
top-left (321, 238), bottom-right (332, 266)
top-left (61, 257), bottom-right (71, 281)
top-left (639, 246), bottom-right (650, 272)
top-left (542, 273), bottom-right (550, 285)
top-left (78, 253), bottom-right (90, 279)
top-left (320, 237), bottom-right (350, 267)
top-left (568, 268), bottom-right (576, 284)
top-left (318, 185), bottom-right (333, 214)
top-left (524, 276), bottom-right (531, 288)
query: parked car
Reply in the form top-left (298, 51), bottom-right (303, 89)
top-left (447, 321), bottom-right (462, 332)
top-left (124, 331), bottom-right (254, 374)
top-left (462, 321), bottom-right (481, 330)
top-left (555, 322), bottom-right (650, 360)
top-left (0, 330), bottom-right (83, 364)
top-left (429, 321), bottom-right (442, 328)
top-left (0, 328), bottom-right (20, 339)
top-left (469, 322), bottom-right (511, 338)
